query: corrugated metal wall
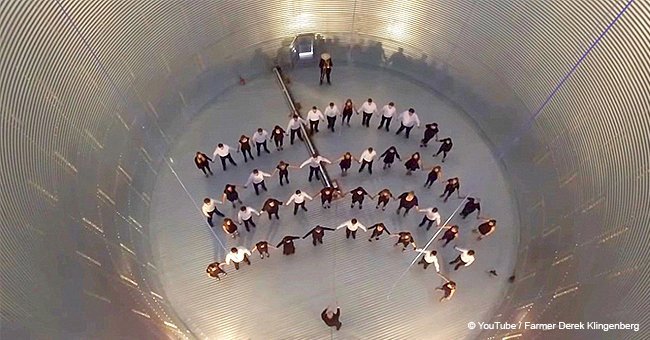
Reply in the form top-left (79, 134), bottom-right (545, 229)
top-left (1, 0), bottom-right (648, 338)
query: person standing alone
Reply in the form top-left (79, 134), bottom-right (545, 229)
top-left (319, 53), bottom-right (333, 85)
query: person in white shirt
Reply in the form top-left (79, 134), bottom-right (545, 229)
top-left (415, 248), bottom-right (440, 272)
top-left (449, 246), bottom-right (476, 270)
top-left (252, 128), bottom-right (271, 156)
top-left (395, 108), bottom-right (421, 139)
top-left (324, 102), bottom-right (340, 132)
top-left (300, 154), bottom-right (332, 182)
top-left (286, 189), bottom-right (313, 215)
top-left (212, 143), bottom-right (238, 171)
top-left (357, 147), bottom-right (377, 174)
top-left (377, 102), bottom-right (396, 131)
top-left (225, 246), bottom-right (252, 270)
top-left (336, 218), bottom-right (367, 239)
top-left (307, 106), bottom-right (325, 134)
top-left (287, 115), bottom-right (307, 145)
top-left (417, 207), bottom-right (441, 231)
top-left (202, 198), bottom-right (225, 227)
top-left (358, 98), bottom-right (377, 127)
top-left (237, 206), bottom-right (260, 232)
top-left (244, 169), bottom-right (272, 195)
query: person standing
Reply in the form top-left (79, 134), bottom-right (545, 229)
top-left (236, 134), bottom-right (254, 162)
top-left (368, 223), bottom-right (391, 241)
top-left (212, 143), bottom-right (238, 171)
top-left (358, 98), bottom-right (377, 128)
top-left (324, 102), bottom-right (340, 132)
top-left (206, 261), bottom-right (227, 281)
top-left (433, 137), bottom-right (453, 162)
top-left (244, 169), bottom-right (272, 195)
top-left (287, 115), bottom-right (307, 145)
top-left (261, 197), bottom-right (283, 220)
top-left (436, 275), bottom-right (457, 302)
top-left (194, 151), bottom-right (214, 177)
top-left (300, 153), bottom-right (332, 182)
top-left (276, 235), bottom-right (301, 255)
top-left (286, 190), bottom-right (313, 215)
top-left (337, 152), bottom-right (355, 176)
top-left (252, 128), bottom-right (271, 156)
top-left (417, 206), bottom-right (441, 231)
top-left (222, 184), bottom-right (243, 208)
top-left (377, 102), bottom-right (396, 131)
top-left (392, 231), bottom-right (416, 251)
top-left (337, 218), bottom-right (367, 239)
top-left (449, 246), bottom-right (476, 270)
top-left (375, 188), bottom-right (394, 211)
top-left (420, 123), bottom-right (439, 147)
top-left (271, 125), bottom-right (286, 151)
top-left (424, 165), bottom-right (443, 188)
top-left (440, 177), bottom-right (462, 202)
top-left (273, 161), bottom-right (296, 186)
top-left (237, 206), bottom-right (260, 232)
top-left (459, 197), bottom-right (481, 219)
top-left (225, 246), bottom-right (251, 270)
top-left (438, 225), bottom-right (459, 247)
top-left (395, 108), bottom-right (421, 138)
top-left (321, 306), bottom-right (342, 331)
top-left (473, 219), bottom-right (497, 240)
top-left (251, 241), bottom-right (274, 259)
top-left (404, 152), bottom-right (422, 175)
top-left (315, 186), bottom-right (340, 209)
top-left (307, 106), bottom-right (325, 134)
top-left (358, 147), bottom-right (377, 174)
top-left (341, 99), bottom-right (356, 127)
top-left (202, 197), bottom-right (225, 227)
top-left (379, 146), bottom-right (401, 170)
top-left (319, 53), bottom-right (333, 85)
top-left (396, 191), bottom-right (419, 216)
top-left (303, 225), bottom-right (336, 246)
top-left (222, 218), bottom-right (240, 239)
top-left (415, 249), bottom-right (440, 272)
top-left (348, 186), bottom-right (372, 209)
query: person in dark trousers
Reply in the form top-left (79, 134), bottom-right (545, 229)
top-left (286, 115), bottom-right (307, 145)
top-left (321, 306), bottom-right (342, 330)
top-left (460, 197), bottom-right (481, 219)
top-left (358, 98), bottom-right (377, 128)
top-left (357, 147), bottom-right (377, 174)
top-left (315, 186), bottom-right (340, 209)
top-left (244, 169), bottom-right (271, 195)
top-left (348, 186), bottom-right (372, 209)
top-left (368, 223), bottom-right (391, 241)
top-left (379, 146), bottom-right (401, 170)
top-left (202, 197), bottom-right (225, 227)
top-left (252, 128), bottom-right (271, 156)
top-left (433, 137), bottom-right (453, 162)
top-left (319, 53), bottom-right (333, 85)
top-left (271, 125), bottom-right (286, 151)
top-left (337, 152), bottom-right (355, 176)
top-left (449, 246), bottom-right (475, 270)
top-left (440, 177), bottom-right (461, 202)
top-left (277, 235), bottom-right (301, 255)
top-left (236, 134), bottom-right (254, 162)
top-left (396, 191), bottom-right (419, 216)
top-left (213, 143), bottom-right (238, 171)
top-left (303, 225), bottom-right (336, 246)
top-left (225, 246), bottom-right (251, 270)
top-left (206, 261), bottom-right (227, 281)
top-left (394, 108), bottom-right (421, 138)
top-left (341, 99), bottom-right (356, 127)
top-left (474, 219), bottom-right (497, 240)
top-left (324, 102), bottom-right (340, 132)
top-left (424, 165), bottom-right (443, 188)
top-left (273, 161), bottom-right (296, 186)
top-left (222, 184), bottom-right (243, 208)
top-left (436, 275), bottom-right (456, 302)
top-left (420, 123), bottom-right (439, 147)
top-left (375, 188), bottom-right (394, 210)
top-left (222, 218), bottom-right (240, 239)
top-left (438, 225), bottom-right (459, 247)
top-left (307, 106), bottom-right (325, 134)
top-left (404, 152), bottom-right (422, 175)
top-left (286, 190), bottom-right (313, 215)
top-left (300, 154), bottom-right (332, 182)
top-left (237, 206), bottom-right (260, 232)
top-left (417, 206), bottom-right (441, 231)
top-left (377, 102), bottom-right (396, 131)
top-left (194, 151), bottom-right (213, 177)
top-left (260, 198), bottom-right (283, 220)
top-left (415, 249), bottom-right (440, 272)
top-left (336, 218), bottom-right (367, 239)
top-left (392, 231), bottom-right (417, 251)
top-left (251, 241), bottom-right (274, 259)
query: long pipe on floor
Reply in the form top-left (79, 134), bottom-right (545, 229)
top-left (273, 66), bottom-right (335, 189)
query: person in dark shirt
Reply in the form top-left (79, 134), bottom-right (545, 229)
top-left (349, 186), bottom-right (372, 209)
top-left (337, 152), bottom-right (355, 176)
top-left (303, 225), bottom-right (336, 246)
top-left (392, 231), bottom-right (416, 251)
top-left (474, 219), bottom-right (497, 240)
top-left (194, 151), bottom-right (213, 177)
top-left (222, 184), bottom-right (243, 208)
top-left (277, 236), bottom-right (301, 255)
top-left (271, 125), bottom-right (286, 151)
top-left (404, 152), bottom-right (422, 175)
top-left (379, 146), bottom-right (401, 170)
top-left (436, 275), bottom-right (456, 302)
top-left (273, 160), bottom-right (296, 186)
top-left (420, 123), bottom-right (439, 147)
top-left (433, 137), bottom-right (453, 162)
top-left (368, 223), bottom-right (391, 241)
top-left (396, 191), bottom-right (419, 216)
top-left (251, 241), bottom-right (274, 259)
top-left (460, 197), bottom-right (481, 219)
top-left (315, 186), bottom-right (340, 209)
top-left (236, 134), bottom-right (254, 162)
top-left (260, 198), bottom-right (283, 220)
top-left (321, 306), bottom-right (342, 330)
top-left (440, 177), bottom-right (461, 202)
top-left (222, 218), bottom-right (239, 238)
top-left (206, 262), bottom-right (227, 281)
top-left (319, 53), bottom-right (333, 85)
top-left (439, 225), bottom-right (459, 247)
top-left (341, 99), bottom-right (356, 127)
top-left (375, 188), bottom-right (394, 210)
top-left (424, 165), bottom-right (443, 188)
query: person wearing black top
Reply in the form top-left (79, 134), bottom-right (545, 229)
top-left (424, 165), bottom-right (442, 188)
top-left (440, 177), bottom-right (461, 202)
top-left (222, 218), bottom-right (239, 238)
top-left (222, 184), bottom-right (243, 208)
top-left (194, 151), bottom-right (213, 177)
top-left (375, 188), bottom-right (394, 210)
top-left (273, 161), bottom-right (296, 186)
top-left (436, 276), bottom-right (456, 302)
top-left (260, 198), bottom-right (283, 220)
top-left (474, 219), bottom-right (497, 240)
top-left (337, 152), bottom-right (355, 176)
top-left (392, 231), bottom-right (416, 251)
top-left (236, 135), bottom-right (254, 162)
top-left (303, 225), bottom-right (336, 246)
top-left (420, 123), bottom-right (439, 147)
top-left (349, 186), bottom-right (372, 209)
top-left (460, 197), bottom-right (481, 219)
top-left (277, 235), bottom-right (300, 255)
top-left (404, 152), bottom-right (422, 175)
top-left (206, 262), bottom-right (227, 281)
top-left (271, 125), bottom-right (286, 151)
top-left (319, 53), bottom-right (333, 85)
top-left (433, 137), bottom-right (453, 162)
top-left (439, 225), bottom-right (459, 247)
top-left (321, 306), bottom-right (342, 330)
top-left (316, 186), bottom-right (339, 209)
top-left (396, 191), bottom-right (419, 216)
top-left (341, 99), bottom-right (355, 126)
top-left (379, 146), bottom-right (401, 170)
top-left (368, 223), bottom-right (391, 241)
top-left (251, 241), bottom-right (274, 259)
